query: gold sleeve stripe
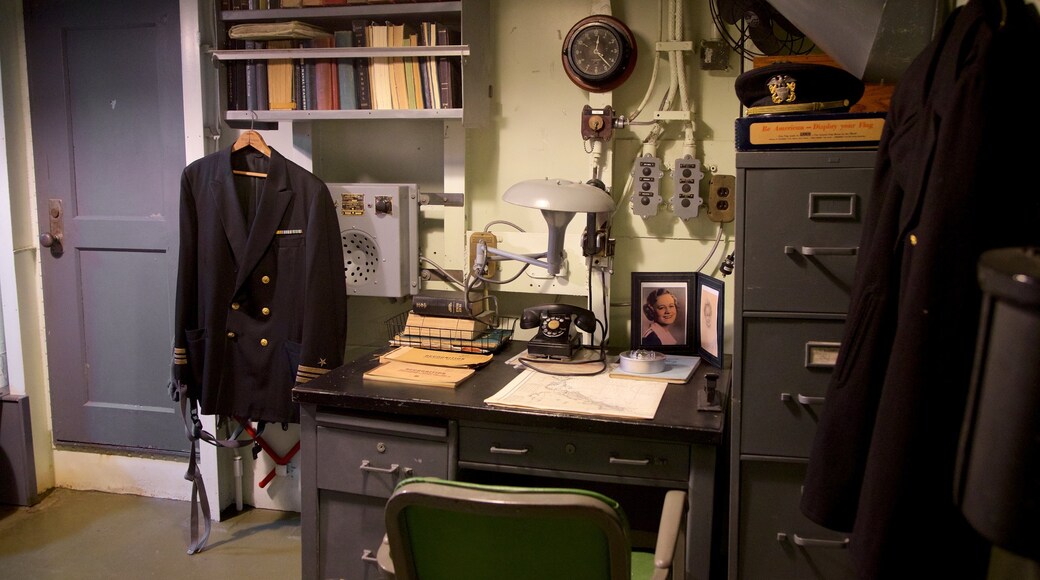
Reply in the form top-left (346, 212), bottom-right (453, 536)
top-left (174, 359), bottom-right (188, 365)
top-left (297, 364), bottom-right (330, 375)
top-left (296, 375), bottom-right (312, 383)
top-left (174, 348), bottom-right (187, 354)
top-left (296, 371), bottom-right (326, 381)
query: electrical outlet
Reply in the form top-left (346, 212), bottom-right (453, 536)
top-left (468, 232), bottom-right (497, 278)
top-left (707, 175), bottom-right (736, 223)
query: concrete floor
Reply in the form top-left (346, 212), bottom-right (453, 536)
top-left (0, 488), bottom-right (301, 579)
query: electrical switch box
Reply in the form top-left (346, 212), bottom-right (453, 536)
top-left (631, 155), bottom-right (664, 218)
top-left (707, 174), bottom-right (736, 223)
top-left (671, 156), bottom-right (704, 221)
top-left (329, 183), bottom-right (419, 298)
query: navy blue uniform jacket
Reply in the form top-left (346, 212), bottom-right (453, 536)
top-left (173, 146), bottom-right (347, 424)
top-left (800, 1), bottom-right (1040, 578)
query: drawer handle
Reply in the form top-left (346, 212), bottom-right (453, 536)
top-left (359, 459), bottom-right (410, 475)
top-left (784, 245), bottom-right (858, 256)
top-left (489, 446), bottom-right (529, 455)
top-left (361, 549), bottom-right (379, 563)
top-left (777, 532), bottom-right (850, 549)
top-left (608, 456), bottom-right (651, 466)
top-left (780, 393), bottom-right (826, 405)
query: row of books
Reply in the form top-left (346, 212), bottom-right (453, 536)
top-left (226, 20), bottom-right (461, 112)
top-left (222, 1), bottom-right (445, 10)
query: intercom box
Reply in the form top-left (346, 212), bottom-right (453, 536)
top-left (328, 183), bottom-right (419, 298)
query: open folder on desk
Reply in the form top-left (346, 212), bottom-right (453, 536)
top-left (484, 369), bottom-right (667, 420)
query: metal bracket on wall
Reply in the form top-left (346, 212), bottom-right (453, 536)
top-left (419, 192), bottom-right (465, 207)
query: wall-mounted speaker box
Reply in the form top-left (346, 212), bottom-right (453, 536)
top-left (329, 183), bottom-right (420, 299)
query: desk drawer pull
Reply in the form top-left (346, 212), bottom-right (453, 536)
top-left (489, 445), bottom-right (529, 455)
top-left (361, 549), bottom-right (379, 563)
top-left (784, 245), bottom-right (858, 256)
top-left (777, 532), bottom-right (850, 549)
top-left (609, 456), bottom-right (651, 466)
top-left (359, 459), bottom-right (410, 475)
top-left (780, 393), bottom-right (825, 405)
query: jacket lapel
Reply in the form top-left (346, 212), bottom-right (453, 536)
top-left (211, 148), bottom-right (249, 268)
top-left (234, 148), bottom-right (293, 291)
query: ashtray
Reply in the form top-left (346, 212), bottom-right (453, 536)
top-left (618, 349), bottom-right (667, 374)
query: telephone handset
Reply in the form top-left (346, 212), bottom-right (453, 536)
top-left (521, 303), bottom-right (598, 359)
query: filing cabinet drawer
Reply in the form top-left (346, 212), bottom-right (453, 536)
top-left (742, 166), bottom-right (872, 314)
top-left (741, 317), bottom-right (845, 458)
top-left (738, 460), bottom-right (854, 580)
top-left (318, 489), bottom-right (388, 580)
top-left (458, 423), bottom-right (690, 483)
top-left (316, 422), bottom-right (449, 498)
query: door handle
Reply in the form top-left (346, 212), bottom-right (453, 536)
top-left (40, 199), bottom-right (64, 257)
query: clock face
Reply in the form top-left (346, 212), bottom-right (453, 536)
top-left (569, 25), bottom-right (624, 79)
top-left (562, 15), bottom-right (637, 92)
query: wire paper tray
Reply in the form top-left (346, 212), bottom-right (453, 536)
top-left (386, 312), bottom-right (517, 354)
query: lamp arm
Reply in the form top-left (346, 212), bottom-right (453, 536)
top-left (485, 245), bottom-right (553, 271)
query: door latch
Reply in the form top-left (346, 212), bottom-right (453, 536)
top-left (39, 199), bottom-right (64, 257)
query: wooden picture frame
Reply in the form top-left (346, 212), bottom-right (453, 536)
top-left (631, 272), bottom-right (696, 355)
top-left (696, 273), bottom-right (725, 368)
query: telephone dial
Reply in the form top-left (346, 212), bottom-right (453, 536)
top-left (521, 304), bottom-right (598, 359)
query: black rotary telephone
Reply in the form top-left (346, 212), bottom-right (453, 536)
top-left (521, 304), bottom-right (598, 359)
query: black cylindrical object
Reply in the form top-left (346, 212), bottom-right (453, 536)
top-left (956, 247), bottom-right (1040, 562)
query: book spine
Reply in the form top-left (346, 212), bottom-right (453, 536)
top-left (334, 30), bottom-right (357, 110)
top-left (351, 20), bottom-right (372, 110)
top-left (252, 55), bottom-right (266, 111)
top-left (435, 27), bottom-right (455, 109)
top-left (411, 295), bottom-right (476, 318)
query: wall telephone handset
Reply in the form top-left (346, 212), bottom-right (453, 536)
top-left (521, 304), bottom-right (598, 359)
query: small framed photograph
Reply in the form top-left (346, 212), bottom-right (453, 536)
top-left (696, 273), bottom-right (725, 368)
top-left (631, 272), bottom-right (696, 355)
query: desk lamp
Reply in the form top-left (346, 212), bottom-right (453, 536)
top-left (473, 178), bottom-right (615, 277)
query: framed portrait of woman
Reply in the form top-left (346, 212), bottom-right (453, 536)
top-left (695, 273), bottom-right (725, 368)
top-left (630, 272), bottom-right (696, 355)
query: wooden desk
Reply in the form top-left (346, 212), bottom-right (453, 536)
top-left (293, 342), bottom-right (729, 580)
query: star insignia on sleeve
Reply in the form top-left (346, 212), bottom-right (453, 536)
top-left (318, 358), bottom-right (327, 367)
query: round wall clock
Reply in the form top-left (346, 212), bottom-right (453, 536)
top-left (561, 14), bottom-right (637, 93)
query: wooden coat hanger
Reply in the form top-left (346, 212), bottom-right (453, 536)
top-left (231, 127), bottom-right (271, 178)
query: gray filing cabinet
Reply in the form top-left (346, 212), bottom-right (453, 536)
top-left (728, 150), bottom-right (876, 580)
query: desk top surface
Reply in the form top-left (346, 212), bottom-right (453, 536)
top-left (293, 341), bottom-right (729, 446)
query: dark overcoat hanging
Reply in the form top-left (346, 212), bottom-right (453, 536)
top-left (173, 146), bottom-right (347, 424)
top-left (800, 1), bottom-right (1040, 578)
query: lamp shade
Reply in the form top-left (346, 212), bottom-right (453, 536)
top-left (503, 178), bottom-right (615, 213)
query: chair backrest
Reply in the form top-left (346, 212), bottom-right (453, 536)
top-left (383, 476), bottom-right (634, 580)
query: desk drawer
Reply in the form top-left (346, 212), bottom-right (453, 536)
top-left (458, 423), bottom-right (689, 483)
top-left (741, 317), bottom-right (845, 458)
top-left (316, 424), bottom-right (449, 498)
top-left (742, 166), bottom-right (871, 314)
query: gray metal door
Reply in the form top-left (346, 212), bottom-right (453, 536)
top-left (24, 0), bottom-right (188, 452)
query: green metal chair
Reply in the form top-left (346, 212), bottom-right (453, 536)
top-left (376, 476), bottom-right (687, 580)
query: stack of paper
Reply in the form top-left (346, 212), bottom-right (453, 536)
top-left (363, 347), bottom-right (491, 389)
